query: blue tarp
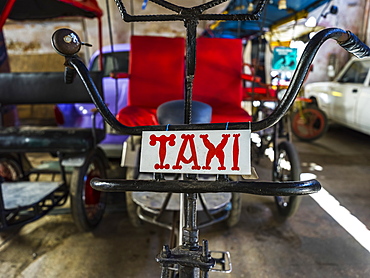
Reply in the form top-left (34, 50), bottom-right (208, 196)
top-left (204, 0), bottom-right (332, 38)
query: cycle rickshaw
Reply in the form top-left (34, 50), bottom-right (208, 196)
top-left (51, 0), bottom-right (370, 276)
top-left (0, 0), bottom-right (109, 233)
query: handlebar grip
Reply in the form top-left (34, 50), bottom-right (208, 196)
top-left (64, 66), bottom-right (76, 84)
top-left (339, 31), bottom-right (370, 58)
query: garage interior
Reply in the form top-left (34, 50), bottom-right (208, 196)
top-left (0, 0), bottom-right (370, 277)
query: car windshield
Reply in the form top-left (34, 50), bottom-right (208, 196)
top-left (90, 51), bottom-right (130, 77)
top-left (338, 60), bottom-right (370, 84)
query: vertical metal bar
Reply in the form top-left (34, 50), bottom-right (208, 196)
top-left (97, 18), bottom-right (103, 72)
top-left (285, 115), bottom-right (292, 142)
top-left (272, 124), bottom-right (278, 181)
top-left (179, 192), bottom-right (184, 245)
top-left (161, 266), bottom-right (169, 278)
top-left (0, 177), bottom-right (7, 228)
top-left (183, 191), bottom-right (199, 248)
top-left (0, 0), bottom-right (17, 29)
top-left (106, 0), bottom-right (120, 114)
top-left (57, 152), bottom-right (68, 185)
top-left (201, 239), bottom-right (210, 277)
top-left (179, 265), bottom-right (196, 278)
top-left (200, 270), bottom-right (209, 278)
top-left (184, 19), bottom-right (198, 125)
top-left (180, 19), bottom-right (200, 261)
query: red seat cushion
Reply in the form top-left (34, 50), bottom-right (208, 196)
top-left (116, 36), bottom-right (185, 126)
top-left (211, 105), bottom-right (252, 123)
top-left (193, 37), bottom-right (251, 123)
top-left (116, 106), bottom-right (158, 127)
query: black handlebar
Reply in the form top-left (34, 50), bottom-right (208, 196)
top-left (339, 30), bottom-right (370, 58)
top-left (90, 177), bottom-right (321, 196)
top-left (63, 27), bottom-right (370, 136)
top-left (51, 0), bottom-right (370, 135)
top-left (49, 1), bottom-right (370, 198)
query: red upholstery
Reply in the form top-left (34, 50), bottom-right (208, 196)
top-left (116, 106), bottom-right (158, 127)
top-left (116, 36), bottom-right (185, 126)
top-left (193, 37), bottom-right (252, 123)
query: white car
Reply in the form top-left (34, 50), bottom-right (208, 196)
top-left (304, 57), bottom-right (370, 136)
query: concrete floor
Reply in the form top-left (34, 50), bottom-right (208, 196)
top-left (0, 124), bottom-right (369, 277)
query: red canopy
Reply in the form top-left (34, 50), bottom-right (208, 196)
top-left (0, 0), bottom-right (102, 29)
top-left (59, 0), bottom-right (103, 17)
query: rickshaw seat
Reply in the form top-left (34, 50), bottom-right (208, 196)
top-left (193, 37), bottom-right (252, 123)
top-left (116, 36), bottom-right (185, 127)
top-left (0, 72), bottom-right (105, 153)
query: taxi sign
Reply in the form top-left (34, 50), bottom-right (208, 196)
top-left (140, 130), bottom-right (251, 175)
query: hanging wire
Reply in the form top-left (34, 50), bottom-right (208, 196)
top-left (249, 0), bottom-right (268, 102)
top-left (130, 0), bottom-right (135, 35)
top-left (106, 0), bottom-right (120, 115)
top-left (315, 1), bottom-right (331, 27)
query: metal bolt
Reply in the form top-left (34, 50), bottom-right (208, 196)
top-left (63, 35), bottom-right (72, 43)
top-left (162, 245), bottom-right (171, 258)
top-left (201, 239), bottom-right (211, 262)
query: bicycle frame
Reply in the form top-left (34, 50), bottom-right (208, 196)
top-left (51, 0), bottom-right (370, 277)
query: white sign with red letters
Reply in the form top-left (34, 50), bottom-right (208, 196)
top-left (140, 130), bottom-right (251, 175)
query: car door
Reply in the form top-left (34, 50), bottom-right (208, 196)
top-left (330, 60), bottom-right (370, 126)
top-left (354, 63), bottom-right (370, 136)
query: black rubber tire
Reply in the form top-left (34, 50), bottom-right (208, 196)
top-left (291, 107), bottom-right (328, 142)
top-left (0, 155), bottom-right (23, 181)
top-left (0, 155), bottom-right (24, 234)
top-left (70, 148), bottom-right (107, 232)
top-left (124, 148), bottom-right (142, 227)
top-left (273, 141), bottom-right (302, 217)
top-left (125, 191), bottom-right (143, 227)
top-left (226, 192), bottom-right (242, 228)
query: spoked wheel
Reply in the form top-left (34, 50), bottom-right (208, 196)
top-left (273, 141), bottom-right (302, 217)
top-left (70, 148), bottom-right (108, 232)
top-left (291, 107), bottom-right (328, 141)
top-left (0, 155), bottom-right (23, 181)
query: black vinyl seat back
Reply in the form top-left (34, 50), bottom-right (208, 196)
top-left (0, 71), bottom-right (102, 105)
top-left (0, 71), bottom-right (104, 153)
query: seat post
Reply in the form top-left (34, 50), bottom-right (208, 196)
top-left (181, 19), bottom-right (202, 256)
